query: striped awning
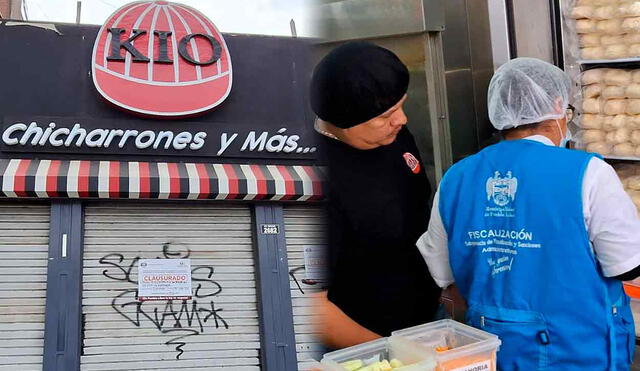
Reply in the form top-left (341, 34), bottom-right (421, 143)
top-left (0, 159), bottom-right (326, 201)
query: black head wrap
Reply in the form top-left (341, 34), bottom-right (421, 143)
top-left (310, 41), bottom-right (409, 128)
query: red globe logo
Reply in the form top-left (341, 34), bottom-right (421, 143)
top-left (92, 1), bottom-right (232, 117)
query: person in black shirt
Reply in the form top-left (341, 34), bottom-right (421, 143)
top-left (309, 42), bottom-right (442, 348)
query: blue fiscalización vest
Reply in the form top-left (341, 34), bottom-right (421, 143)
top-left (439, 139), bottom-right (635, 370)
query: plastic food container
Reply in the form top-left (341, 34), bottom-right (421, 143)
top-left (392, 320), bottom-right (501, 371)
top-left (320, 336), bottom-right (437, 371)
top-left (624, 283), bottom-right (640, 337)
top-left (631, 298), bottom-right (640, 337)
top-left (625, 279), bottom-right (640, 290)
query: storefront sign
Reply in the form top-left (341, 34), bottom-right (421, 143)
top-left (1, 117), bottom-right (316, 158)
top-left (138, 258), bottom-right (192, 301)
top-left (92, 1), bottom-right (232, 117)
top-left (0, 10), bottom-right (316, 163)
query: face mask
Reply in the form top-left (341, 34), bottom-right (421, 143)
top-left (555, 119), bottom-right (572, 148)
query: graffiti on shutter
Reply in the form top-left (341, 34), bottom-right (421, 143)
top-left (97, 242), bottom-right (229, 360)
top-left (82, 203), bottom-right (259, 370)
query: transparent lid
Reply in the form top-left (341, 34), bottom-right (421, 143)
top-left (321, 336), bottom-right (436, 371)
top-left (626, 277), bottom-right (640, 287)
top-left (392, 319), bottom-right (501, 362)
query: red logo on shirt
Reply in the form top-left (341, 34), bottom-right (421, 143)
top-left (403, 152), bottom-right (421, 174)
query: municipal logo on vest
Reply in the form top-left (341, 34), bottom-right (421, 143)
top-left (486, 171), bottom-right (518, 207)
top-left (403, 152), bottom-right (420, 174)
top-left (92, 1), bottom-right (233, 118)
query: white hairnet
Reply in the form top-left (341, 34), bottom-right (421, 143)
top-left (488, 57), bottom-right (572, 130)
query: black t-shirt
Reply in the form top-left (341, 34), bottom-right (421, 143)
top-left (320, 126), bottom-right (441, 336)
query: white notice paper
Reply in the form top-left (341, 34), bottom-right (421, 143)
top-left (303, 245), bottom-right (327, 282)
top-left (138, 259), bottom-right (192, 301)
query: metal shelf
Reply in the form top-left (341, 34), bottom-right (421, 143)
top-left (578, 57), bottom-right (640, 65)
top-left (572, 149), bottom-right (640, 162)
top-left (603, 155), bottom-right (640, 161)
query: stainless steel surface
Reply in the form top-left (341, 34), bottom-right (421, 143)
top-left (317, 0), bottom-right (494, 184)
top-left (425, 32), bottom-right (452, 180)
top-left (368, 35), bottom-right (439, 183)
top-left (487, 0), bottom-right (511, 69)
top-left (423, 0), bottom-right (446, 32)
top-left (466, 1), bottom-right (495, 149)
top-left (315, 33), bottom-right (446, 184)
top-left (313, 0), bottom-right (496, 182)
top-left (313, 0), bottom-right (451, 185)
top-left (511, 0), bottom-right (554, 62)
top-left (442, 0), bottom-right (495, 163)
top-left (314, 0), bottom-right (444, 42)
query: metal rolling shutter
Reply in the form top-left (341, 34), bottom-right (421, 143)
top-left (81, 202), bottom-right (260, 371)
top-left (0, 202), bottom-right (50, 371)
top-left (284, 205), bottom-right (328, 370)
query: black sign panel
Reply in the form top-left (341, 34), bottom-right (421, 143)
top-left (0, 22), bottom-right (318, 164)
top-left (1, 116), bottom-right (318, 159)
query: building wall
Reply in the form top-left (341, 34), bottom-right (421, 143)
top-left (0, 0), bottom-right (24, 20)
top-left (0, 0), bottom-right (10, 19)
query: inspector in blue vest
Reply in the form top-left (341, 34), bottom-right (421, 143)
top-left (439, 139), bottom-right (634, 370)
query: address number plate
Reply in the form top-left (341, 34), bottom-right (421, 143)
top-left (261, 224), bottom-right (280, 235)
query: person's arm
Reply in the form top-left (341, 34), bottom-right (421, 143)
top-left (584, 158), bottom-right (640, 280)
top-left (416, 189), bottom-right (466, 318)
top-left (441, 284), bottom-right (467, 321)
top-left (313, 291), bottom-right (382, 349)
top-left (416, 188), bottom-right (455, 288)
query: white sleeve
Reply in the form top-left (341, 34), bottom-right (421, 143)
top-left (416, 187), bottom-right (455, 288)
top-left (584, 158), bottom-right (640, 277)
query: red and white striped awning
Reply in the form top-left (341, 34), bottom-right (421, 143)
top-left (0, 159), bottom-right (325, 201)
